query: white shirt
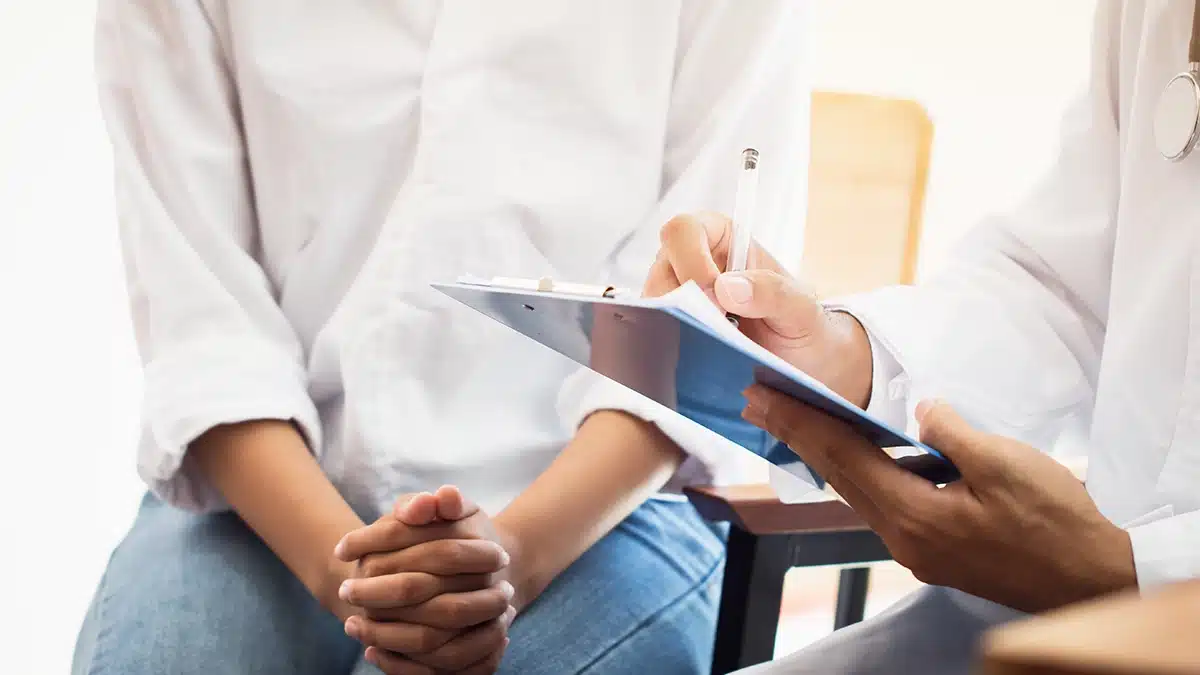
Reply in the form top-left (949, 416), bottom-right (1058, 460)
top-left (843, 0), bottom-right (1199, 592)
top-left (96, 0), bottom-right (809, 517)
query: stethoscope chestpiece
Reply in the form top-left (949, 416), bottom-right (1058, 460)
top-left (1155, 64), bottom-right (1200, 162)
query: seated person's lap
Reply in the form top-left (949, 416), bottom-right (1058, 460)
top-left (72, 493), bottom-right (361, 675)
top-left (502, 498), bottom-right (726, 674)
top-left (75, 494), bottom-right (725, 675)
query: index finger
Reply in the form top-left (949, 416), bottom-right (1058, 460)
top-left (379, 538), bottom-right (510, 576)
top-left (432, 485), bottom-right (480, 522)
top-left (336, 517), bottom-right (467, 562)
top-left (659, 212), bottom-right (729, 290)
top-left (394, 492), bottom-right (438, 526)
top-left (743, 385), bottom-right (939, 518)
top-left (642, 256), bottom-right (682, 298)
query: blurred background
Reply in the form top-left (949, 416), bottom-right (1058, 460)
top-left (0, 0), bottom-right (1095, 671)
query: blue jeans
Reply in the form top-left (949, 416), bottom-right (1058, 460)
top-left (73, 493), bottom-right (726, 675)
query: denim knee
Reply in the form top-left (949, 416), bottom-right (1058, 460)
top-left (72, 495), bottom-right (360, 675)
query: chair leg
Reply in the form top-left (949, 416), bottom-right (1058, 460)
top-left (833, 566), bottom-right (871, 630)
top-left (711, 527), bottom-right (792, 675)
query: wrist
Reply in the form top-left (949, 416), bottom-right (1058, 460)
top-left (824, 309), bottom-right (874, 409)
top-left (315, 557), bottom-right (360, 622)
top-left (492, 516), bottom-right (545, 613)
top-left (1088, 523), bottom-right (1138, 598)
top-left (1040, 521), bottom-right (1138, 611)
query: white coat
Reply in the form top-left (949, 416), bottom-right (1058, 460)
top-left (847, 0), bottom-right (1200, 591)
top-left (757, 2), bottom-right (1200, 673)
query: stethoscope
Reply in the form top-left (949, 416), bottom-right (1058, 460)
top-left (1155, 0), bottom-right (1200, 161)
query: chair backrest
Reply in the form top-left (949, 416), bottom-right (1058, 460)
top-left (801, 91), bottom-right (934, 296)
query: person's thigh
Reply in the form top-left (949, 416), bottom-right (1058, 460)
top-left (738, 585), bottom-right (1025, 675)
top-left (73, 493), bottom-right (361, 675)
top-left (502, 497), bottom-right (725, 674)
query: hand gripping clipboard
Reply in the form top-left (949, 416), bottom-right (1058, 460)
top-left (433, 276), bottom-right (959, 487)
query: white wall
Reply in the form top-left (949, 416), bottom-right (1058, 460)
top-left (1, 2), bottom-right (145, 672)
top-left (0, 1), bottom-right (1094, 671)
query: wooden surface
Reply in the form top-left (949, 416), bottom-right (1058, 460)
top-left (981, 580), bottom-right (1200, 675)
top-left (684, 484), bottom-right (868, 535)
top-left (801, 91), bottom-right (933, 296)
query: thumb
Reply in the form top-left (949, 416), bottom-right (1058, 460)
top-left (434, 484), bottom-right (480, 521)
top-left (394, 492), bottom-right (439, 525)
top-left (916, 400), bottom-right (994, 474)
top-left (714, 269), bottom-right (822, 339)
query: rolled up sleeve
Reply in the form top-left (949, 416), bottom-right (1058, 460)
top-left (555, 0), bottom-right (810, 488)
top-left (97, 0), bottom-right (320, 511)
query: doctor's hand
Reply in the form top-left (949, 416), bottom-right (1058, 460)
top-left (335, 487), bottom-right (515, 674)
top-left (645, 211), bottom-right (874, 407)
top-left (742, 386), bottom-right (1137, 613)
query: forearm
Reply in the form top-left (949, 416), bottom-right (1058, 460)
top-left (189, 419), bottom-right (364, 620)
top-left (494, 410), bottom-right (686, 610)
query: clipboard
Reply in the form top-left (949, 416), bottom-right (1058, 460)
top-left (433, 276), bottom-right (959, 486)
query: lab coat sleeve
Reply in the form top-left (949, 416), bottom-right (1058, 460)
top-left (556, 0), bottom-right (810, 487)
top-left (833, 0), bottom-right (1123, 450)
top-left (1128, 510), bottom-right (1200, 588)
top-left (96, 0), bottom-right (321, 512)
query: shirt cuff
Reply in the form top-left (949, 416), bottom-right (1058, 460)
top-left (139, 336), bottom-right (322, 513)
top-left (824, 300), bottom-right (910, 430)
top-left (1127, 507), bottom-right (1199, 589)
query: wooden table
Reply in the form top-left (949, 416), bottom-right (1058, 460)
top-left (981, 580), bottom-right (1200, 674)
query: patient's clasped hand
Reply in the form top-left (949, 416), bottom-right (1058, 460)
top-left (336, 487), bottom-right (517, 673)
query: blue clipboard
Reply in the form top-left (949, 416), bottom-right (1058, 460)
top-left (433, 278), bottom-right (958, 485)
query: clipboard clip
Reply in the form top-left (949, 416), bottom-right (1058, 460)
top-left (457, 274), bottom-right (630, 299)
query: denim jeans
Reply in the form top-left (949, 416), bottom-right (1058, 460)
top-left (73, 493), bottom-right (726, 675)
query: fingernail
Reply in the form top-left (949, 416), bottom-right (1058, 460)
top-left (333, 538), bottom-right (346, 559)
top-left (498, 545), bottom-right (511, 567)
top-left (500, 581), bottom-right (516, 600)
top-left (504, 637), bottom-right (512, 647)
top-left (717, 274), bottom-right (753, 306)
top-left (339, 580), bottom-right (352, 602)
top-left (344, 616), bottom-right (360, 638)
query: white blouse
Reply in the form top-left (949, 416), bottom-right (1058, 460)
top-left (95, 0), bottom-right (810, 517)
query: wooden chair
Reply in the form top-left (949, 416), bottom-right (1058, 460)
top-left (686, 91), bottom-right (935, 674)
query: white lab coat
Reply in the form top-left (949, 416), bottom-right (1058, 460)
top-left (95, 0), bottom-right (809, 517)
top-left (755, 1), bottom-right (1198, 672)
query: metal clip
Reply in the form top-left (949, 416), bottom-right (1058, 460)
top-left (458, 275), bottom-right (628, 298)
